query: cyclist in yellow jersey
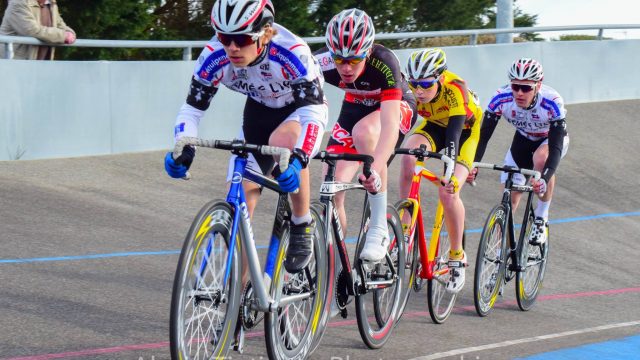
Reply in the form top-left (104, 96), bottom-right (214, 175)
top-left (399, 48), bottom-right (482, 294)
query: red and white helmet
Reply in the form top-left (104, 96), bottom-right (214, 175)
top-left (211, 0), bottom-right (275, 34)
top-left (508, 58), bottom-right (544, 82)
top-left (325, 9), bottom-right (375, 57)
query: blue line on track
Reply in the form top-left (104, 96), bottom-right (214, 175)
top-left (1, 210), bottom-right (638, 264)
top-left (516, 334), bottom-right (640, 359)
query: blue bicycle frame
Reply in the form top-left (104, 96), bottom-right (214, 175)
top-left (199, 154), bottom-right (289, 312)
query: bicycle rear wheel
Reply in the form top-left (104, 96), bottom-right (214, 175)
top-left (516, 212), bottom-right (549, 311)
top-left (474, 204), bottom-right (508, 317)
top-left (394, 199), bottom-right (421, 321)
top-left (355, 205), bottom-right (405, 349)
top-left (265, 205), bottom-right (327, 359)
top-left (427, 219), bottom-right (460, 324)
top-left (170, 201), bottom-right (242, 360)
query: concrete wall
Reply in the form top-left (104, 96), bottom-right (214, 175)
top-left (1, 39), bottom-right (638, 161)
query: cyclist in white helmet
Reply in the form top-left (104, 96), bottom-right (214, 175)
top-left (164, 0), bottom-right (328, 274)
top-left (400, 48), bottom-right (483, 293)
top-left (472, 58), bottom-right (570, 246)
top-left (314, 9), bottom-right (418, 262)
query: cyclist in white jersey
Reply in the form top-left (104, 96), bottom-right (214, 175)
top-left (164, 0), bottom-right (328, 273)
top-left (473, 58), bottom-right (569, 245)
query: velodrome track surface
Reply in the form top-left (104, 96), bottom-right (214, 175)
top-left (1, 99), bottom-right (639, 359)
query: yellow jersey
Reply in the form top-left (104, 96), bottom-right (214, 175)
top-left (416, 70), bottom-right (482, 129)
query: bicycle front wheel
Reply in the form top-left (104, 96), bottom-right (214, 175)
top-left (355, 205), bottom-right (405, 349)
top-left (264, 205), bottom-right (327, 359)
top-left (427, 219), bottom-right (461, 324)
top-left (170, 201), bottom-right (242, 360)
top-left (474, 204), bottom-right (508, 317)
top-left (307, 201), bottom-right (333, 355)
top-left (516, 212), bottom-right (549, 311)
top-left (394, 199), bottom-right (421, 321)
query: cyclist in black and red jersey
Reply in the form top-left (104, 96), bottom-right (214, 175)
top-left (314, 9), bottom-right (417, 262)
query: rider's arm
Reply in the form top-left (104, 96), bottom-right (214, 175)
top-left (473, 110), bottom-right (501, 162)
top-left (174, 45), bottom-right (223, 141)
top-left (444, 114), bottom-right (465, 167)
top-left (541, 118), bottom-right (567, 182)
top-left (290, 77), bottom-right (327, 161)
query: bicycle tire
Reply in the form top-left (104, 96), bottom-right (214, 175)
top-left (426, 218), bottom-right (460, 324)
top-left (170, 200), bottom-right (242, 360)
top-left (264, 203), bottom-right (327, 359)
top-left (354, 205), bottom-right (405, 349)
top-left (394, 199), bottom-right (421, 322)
top-left (516, 212), bottom-right (549, 311)
top-left (307, 201), bottom-right (333, 355)
top-left (474, 204), bottom-right (508, 317)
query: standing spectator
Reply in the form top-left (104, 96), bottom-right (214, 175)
top-left (0, 0), bottom-right (75, 60)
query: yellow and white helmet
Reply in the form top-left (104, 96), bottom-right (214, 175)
top-left (405, 48), bottom-right (447, 80)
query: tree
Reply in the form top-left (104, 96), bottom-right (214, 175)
top-left (485, 6), bottom-right (543, 41)
top-left (57, 0), bottom-right (178, 60)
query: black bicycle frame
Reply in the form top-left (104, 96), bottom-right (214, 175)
top-left (501, 172), bottom-right (537, 273)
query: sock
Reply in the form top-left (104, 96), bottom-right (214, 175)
top-left (449, 248), bottom-right (464, 260)
top-left (535, 200), bottom-right (550, 220)
top-left (368, 191), bottom-right (387, 231)
top-left (291, 212), bottom-right (312, 225)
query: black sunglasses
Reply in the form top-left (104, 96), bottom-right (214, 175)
top-left (511, 83), bottom-right (536, 93)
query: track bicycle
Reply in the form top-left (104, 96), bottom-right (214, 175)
top-left (472, 162), bottom-right (549, 316)
top-left (394, 145), bottom-right (466, 324)
top-left (169, 138), bottom-right (328, 360)
top-left (309, 151), bottom-right (406, 349)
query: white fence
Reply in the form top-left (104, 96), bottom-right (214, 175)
top-left (1, 39), bottom-right (639, 160)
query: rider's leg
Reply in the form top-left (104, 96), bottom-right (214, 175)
top-left (439, 163), bottom-right (469, 254)
top-left (532, 143), bottom-right (553, 217)
top-left (329, 160), bottom-right (361, 235)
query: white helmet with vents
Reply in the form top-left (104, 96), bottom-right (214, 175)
top-left (211, 0), bottom-right (275, 34)
top-left (508, 58), bottom-right (544, 82)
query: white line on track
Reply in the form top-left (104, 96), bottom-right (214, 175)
top-left (409, 320), bottom-right (640, 360)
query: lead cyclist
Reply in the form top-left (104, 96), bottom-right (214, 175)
top-left (164, 0), bottom-right (328, 274)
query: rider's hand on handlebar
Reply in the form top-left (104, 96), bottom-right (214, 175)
top-left (466, 167), bottom-right (478, 184)
top-left (165, 145), bottom-right (195, 179)
top-left (358, 169), bottom-right (382, 194)
top-left (275, 156), bottom-right (303, 193)
top-left (441, 174), bottom-right (459, 194)
top-left (531, 178), bottom-right (547, 195)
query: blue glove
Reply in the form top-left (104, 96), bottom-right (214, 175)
top-left (276, 157), bottom-right (303, 193)
top-left (164, 145), bottom-right (195, 179)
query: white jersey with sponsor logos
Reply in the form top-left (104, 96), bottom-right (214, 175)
top-left (486, 84), bottom-right (567, 140)
top-left (194, 23), bottom-right (324, 108)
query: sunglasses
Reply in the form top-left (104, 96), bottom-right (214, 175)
top-left (511, 83), bottom-right (536, 93)
top-left (217, 31), bottom-right (262, 47)
top-left (331, 53), bottom-right (367, 65)
top-left (408, 78), bottom-right (439, 91)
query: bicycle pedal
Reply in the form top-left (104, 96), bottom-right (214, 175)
top-left (339, 307), bottom-right (348, 319)
top-left (232, 327), bottom-right (245, 354)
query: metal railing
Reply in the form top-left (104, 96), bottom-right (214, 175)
top-left (2, 24), bottom-right (639, 60)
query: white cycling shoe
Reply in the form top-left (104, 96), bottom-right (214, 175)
top-left (445, 251), bottom-right (468, 294)
top-left (528, 217), bottom-right (548, 245)
top-left (359, 225), bottom-right (390, 262)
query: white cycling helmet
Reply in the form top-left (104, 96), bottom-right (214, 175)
top-left (211, 0), bottom-right (275, 34)
top-left (508, 58), bottom-right (544, 82)
top-left (325, 9), bottom-right (375, 57)
top-left (405, 48), bottom-right (447, 80)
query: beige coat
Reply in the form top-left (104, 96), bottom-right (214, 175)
top-left (0, 0), bottom-right (75, 59)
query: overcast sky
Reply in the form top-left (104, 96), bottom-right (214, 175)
top-left (516, 0), bottom-right (640, 39)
